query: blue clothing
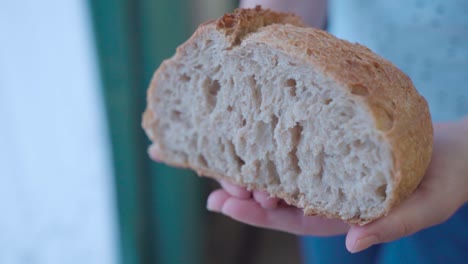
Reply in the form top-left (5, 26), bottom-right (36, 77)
top-left (302, 0), bottom-right (468, 263)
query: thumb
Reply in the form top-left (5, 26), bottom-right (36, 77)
top-left (345, 186), bottom-right (453, 253)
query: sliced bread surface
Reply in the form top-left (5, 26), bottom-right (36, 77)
top-left (142, 7), bottom-right (433, 224)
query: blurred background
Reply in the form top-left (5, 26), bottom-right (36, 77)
top-left (0, 0), bottom-right (300, 263)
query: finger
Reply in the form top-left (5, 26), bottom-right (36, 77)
top-left (253, 190), bottom-right (280, 209)
top-left (206, 189), bottom-right (230, 212)
top-left (221, 196), bottom-right (349, 236)
top-left (346, 187), bottom-right (452, 253)
top-left (148, 145), bottom-right (161, 162)
top-left (219, 179), bottom-right (251, 199)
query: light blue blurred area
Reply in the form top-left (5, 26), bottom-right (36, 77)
top-left (0, 1), bottom-right (117, 263)
top-left (329, 0), bottom-right (468, 122)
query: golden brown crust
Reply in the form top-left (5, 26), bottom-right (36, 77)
top-left (216, 5), bottom-right (304, 46)
top-left (142, 6), bottom-right (433, 224)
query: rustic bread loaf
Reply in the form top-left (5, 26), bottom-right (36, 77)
top-left (142, 6), bottom-right (433, 224)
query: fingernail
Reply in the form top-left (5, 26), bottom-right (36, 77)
top-left (206, 199), bottom-right (220, 213)
top-left (147, 145), bottom-right (161, 162)
top-left (350, 235), bottom-right (379, 253)
top-left (206, 202), bottom-right (216, 212)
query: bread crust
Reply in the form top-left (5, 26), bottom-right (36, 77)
top-left (142, 6), bottom-right (433, 225)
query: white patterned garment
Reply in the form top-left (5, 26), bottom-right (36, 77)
top-left (329, 0), bottom-right (468, 121)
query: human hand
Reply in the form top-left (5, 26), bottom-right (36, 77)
top-left (203, 118), bottom-right (468, 253)
top-left (206, 179), bottom-right (350, 236)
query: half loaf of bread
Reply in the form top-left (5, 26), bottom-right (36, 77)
top-left (142, 6), bottom-right (433, 224)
